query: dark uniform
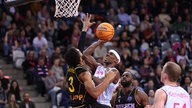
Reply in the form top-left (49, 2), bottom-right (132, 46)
top-left (115, 88), bottom-right (143, 108)
top-left (66, 66), bottom-right (97, 108)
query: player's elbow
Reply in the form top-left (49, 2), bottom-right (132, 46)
top-left (83, 51), bottom-right (90, 61)
top-left (89, 92), bottom-right (100, 99)
top-left (86, 88), bottom-right (101, 98)
top-left (83, 50), bottom-right (89, 56)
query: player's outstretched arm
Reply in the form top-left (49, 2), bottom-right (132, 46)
top-left (79, 70), bottom-right (116, 98)
top-left (78, 13), bottom-right (95, 52)
top-left (83, 40), bottom-right (107, 72)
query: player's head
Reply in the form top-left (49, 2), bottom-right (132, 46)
top-left (190, 82), bottom-right (192, 94)
top-left (120, 71), bottom-right (134, 88)
top-left (103, 49), bottom-right (120, 66)
top-left (161, 61), bottom-right (181, 83)
top-left (64, 48), bottom-right (83, 67)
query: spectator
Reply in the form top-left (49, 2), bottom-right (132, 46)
top-left (187, 39), bottom-right (192, 60)
top-left (38, 19), bottom-right (48, 35)
top-left (176, 48), bottom-right (189, 64)
top-left (33, 58), bottom-right (48, 97)
top-left (17, 29), bottom-right (30, 54)
top-left (158, 8), bottom-right (171, 28)
top-left (37, 5), bottom-right (50, 23)
top-left (0, 80), bottom-right (7, 108)
top-left (19, 92), bottom-right (35, 108)
top-left (51, 58), bottom-right (64, 81)
top-left (12, 12), bottom-right (24, 28)
top-left (106, 8), bottom-right (119, 25)
top-left (51, 47), bottom-right (63, 62)
top-left (143, 49), bottom-right (153, 64)
top-left (148, 89), bottom-right (155, 105)
top-left (120, 49), bottom-right (132, 69)
top-left (71, 25), bottom-right (81, 48)
top-left (178, 59), bottom-right (189, 78)
top-left (5, 94), bottom-right (19, 108)
top-left (182, 76), bottom-right (191, 93)
top-left (32, 30), bottom-right (48, 58)
top-left (184, 15), bottom-right (192, 37)
top-left (129, 9), bottom-right (140, 27)
top-left (144, 79), bottom-right (157, 94)
top-left (24, 25), bottom-right (35, 44)
top-left (24, 10), bottom-right (37, 30)
top-left (152, 16), bottom-right (163, 46)
top-left (163, 48), bottom-right (176, 64)
top-left (46, 19), bottom-right (57, 42)
top-left (140, 14), bottom-right (150, 32)
top-left (153, 64), bottom-right (163, 89)
top-left (38, 48), bottom-right (50, 67)
top-left (152, 46), bottom-right (161, 68)
top-left (129, 38), bottom-right (140, 54)
top-left (172, 16), bottom-right (185, 34)
top-left (133, 79), bottom-right (144, 91)
top-left (22, 50), bottom-right (36, 85)
top-left (139, 57), bottom-right (153, 83)
top-left (44, 69), bottom-right (62, 108)
top-left (3, 30), bottom-right (18, 59)
top-left (0, 69), bottom-right (9, 92)
top-left (0, 12), bottom-right (12, 27)
top-left (56, 21), bottom-right (72, 50)
top-left (7, 80), bottom-right (21, 102)
top-left (117, 7), bottom-right (130, 25)
top-left (131, 49), bottom-right (142, 71)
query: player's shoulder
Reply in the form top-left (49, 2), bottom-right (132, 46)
top-left (136, 88), bottom-right (147, 96)
top-left (75, 65), bottom-right (89, 75)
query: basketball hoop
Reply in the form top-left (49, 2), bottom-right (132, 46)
top-left (54, 0), bottom-right (81, 18)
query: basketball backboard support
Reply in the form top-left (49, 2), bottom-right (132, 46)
top-left (4, 0), bottom-right (42, 7)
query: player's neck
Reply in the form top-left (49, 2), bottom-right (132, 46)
top-left (104, 63), bottom-right (114, 68)
top-left (123, 86), bottom-right (134, 93)
top-left (165, 82), bottom-right (177, 87)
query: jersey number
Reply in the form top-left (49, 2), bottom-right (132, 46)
top-left (68, 76), bottom-right (75, 92)
top-left (174, 103), bottom-right (186, 108)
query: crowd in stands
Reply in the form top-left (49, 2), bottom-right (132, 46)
top-left (0, 68), bottom-right (35, 108)
top-left (0, 0), bottom-right (192, 107)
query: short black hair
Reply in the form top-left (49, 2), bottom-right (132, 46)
top-left (64, 48), bottom-right (81, 67)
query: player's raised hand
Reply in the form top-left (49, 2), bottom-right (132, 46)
top-left (81, 13), bottom-right (95, 31)
top-left (97, 39), bottom-right (108, 45)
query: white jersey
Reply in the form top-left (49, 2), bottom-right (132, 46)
top-left (161, 85), bottom-right (191, 108)
top-left (94, 66), bottom-right (119, 107)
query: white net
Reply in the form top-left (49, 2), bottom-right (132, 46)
top-left (54, 0), bottom-right (81, 18)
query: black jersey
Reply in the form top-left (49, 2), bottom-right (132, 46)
top-left (115, 88), bottom-right (143, 108)
top-left (66, 66), bottom-right (96, 107)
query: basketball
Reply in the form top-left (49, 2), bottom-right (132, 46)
top-left (96, 22), bottom-right (115, 40)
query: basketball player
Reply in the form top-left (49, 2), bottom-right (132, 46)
top-left (111, 71), bottom-right (150, 108)
top-left (83, 40), bottom-right (120, 107)
top-left (145, 62), bottom-right (191, 108)
top-left (64, 14), bottom-right (118, 108)
top-left (65, 48), bottom-right (117, 108)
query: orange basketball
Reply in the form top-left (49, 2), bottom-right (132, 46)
top-left (95, 22), bottom-right (115, 40)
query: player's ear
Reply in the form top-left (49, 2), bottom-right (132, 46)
top-left (114, 58), bottom-right (118, 64)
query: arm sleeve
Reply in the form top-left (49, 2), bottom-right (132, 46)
top-left (78, 32), bottom-right (86, 52)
